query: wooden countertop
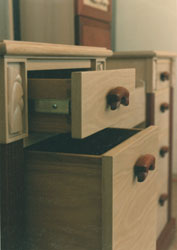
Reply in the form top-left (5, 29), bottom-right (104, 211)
top-left (0, 40), bottom-right (113, 57)
top-left (111, 50), bottom-right (177, 58)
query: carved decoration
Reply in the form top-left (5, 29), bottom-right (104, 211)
top-left (84, 0), bottom-right (109, 11)
top-left (8, 65), bottom-right (24, 135)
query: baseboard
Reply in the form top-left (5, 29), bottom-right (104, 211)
top-left (157, 218), bottom-right (176, 250)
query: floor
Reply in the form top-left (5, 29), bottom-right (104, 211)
top-left (167, 176), bottom-right (177, 250)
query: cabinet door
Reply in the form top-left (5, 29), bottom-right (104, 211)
top-left (102, 126), bottom-right (158, 250)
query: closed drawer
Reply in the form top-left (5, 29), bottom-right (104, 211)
top-left (157, 192), bottom-right (169, 238)
top-left (156, 131), bottom-right (169, 238)
top-left (154, 88), bottom-right (170, 133)
top-left (156, 59), bottom-right (171, 90)
top-left (25, 126), bottom-right (158, 250)
top-left (158, 130), bottom-right (169, 189)
top-left (28, 69), bottom-right (145, 138)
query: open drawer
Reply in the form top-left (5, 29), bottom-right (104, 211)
top-left (24, 126), bottom-right (158, 250)
top-left (28, 69), bottom-right (145, 138)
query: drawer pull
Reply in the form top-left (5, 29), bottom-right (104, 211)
top-left (159, 194), bottom-right (168, 206)
top-left (160, 146), bottom-right (169, 157)
top-left (160, 72), bottom-right (170, 81)
top-left (107, 87), bottom-right (129, 110)
top-left (134, 154), bottom-right (155, 182)
top-left (160, 102), bottom-right (169, 112)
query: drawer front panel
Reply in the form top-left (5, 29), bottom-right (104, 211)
top-left (111, 86), bottom-right (145, 129)
top-left (156, 130), bottom-right (169, 238)
top-left (156, 59), bottom-right (171, 90)
top-left (158, 130), bottom-right (169, 190)
top-left (154, 88), bottom-right (170, 134)
top-left (157, 192), bottom-right (168, 238)
top-left (72, 69), bottom-right (136, 138)
top-left (102, 126), bottom-right (158, 250)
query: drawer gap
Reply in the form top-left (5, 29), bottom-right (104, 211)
top-left (26, 128), bottom-right (139, 155)
top-left (28, 68), bottom-right (91, 79)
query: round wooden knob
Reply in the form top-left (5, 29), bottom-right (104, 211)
top-left (159, 194), bottom-right (168, 206)
top-left (160, 146), bottom-right (169, 157)
top-left (160, 72), bottom-right (170, 81)
top-left (107, 87), bottom-right (129, 110)
top-left (134, 154), bottom-right (156, 182)
top-left (160, 102), bottom-right (169, 113)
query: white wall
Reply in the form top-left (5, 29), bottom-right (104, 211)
top-left (112, 0), bottom-right (177, 52)
top-left (112, 0), bottom-right (177, 174)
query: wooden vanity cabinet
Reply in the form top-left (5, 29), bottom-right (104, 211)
top-left (0, 40), bottom-right (112, 250)
top-left (0, 41), bottom-right (158, 250)
top-left (107, 51), bottom-right (177, 250)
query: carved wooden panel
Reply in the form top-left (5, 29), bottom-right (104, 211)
top-left (83, 0), bottom-right (110, 12)
top-left (0, 59), bottom-right (28, 143)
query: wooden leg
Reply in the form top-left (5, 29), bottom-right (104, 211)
top-left (0, 140), bottom-right (24, 250)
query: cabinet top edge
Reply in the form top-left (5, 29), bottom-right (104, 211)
top-left (110, 50), bottom-right (177, 59)
top-left (0, 40), bottom-right (113, 58)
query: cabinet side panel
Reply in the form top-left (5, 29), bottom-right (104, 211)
top-left (25, 152), bottom-right (102, 250)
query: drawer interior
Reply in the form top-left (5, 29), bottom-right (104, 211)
top-left (26, 128), bottom-right (139, 155)
top-left (28, 68), bottom-right (91, 79)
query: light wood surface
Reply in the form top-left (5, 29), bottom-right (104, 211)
top-left (0, 40), bottom-right (112, 57)
top-left (111, 86), bottom-right (146, 129)
top-left (111, 51), bottom-right (177, 59)
top-left (28, 72), bottom-right (145, 136)
top-left (72, 69), bottom-right (136, 138)
top-left (156, 59), bottom-right (171, 90)
top-left (102, 126), bottom-right (158, 250)
top-left (27, 59), bottom-right (91, 71)
top-left (156, 130), bottom-right (169, 237)
top-left (28, 70), bottom-right (145, 137)
top-left (154, 88), bottom-right (170, 134)
top-left (25, 126), bottom-right (158, 250)
top-left (107, 57), bottom-right (157, 92)
top-left (0, 58), bottom-right (28, 143)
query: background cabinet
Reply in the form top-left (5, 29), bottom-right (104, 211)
top-left (107, 51), bottom-right (176, 250)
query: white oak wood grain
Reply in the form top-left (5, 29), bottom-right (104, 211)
top-left (72, 69), bottom-right (136, 138)
top-left (156, 130), bottom-right (169, 238)
top-left (0, 40), bottom-right (112, 57)
top-left (25, 126), bottom-right (158, 250)
top-left (0, 58), bottom-right (28, 143)
top-left (102, 126), bottom-right (158, 250)
top-left (154, 88), bottom-right (170, 134)
top-left (112, 51), bottom-right (177, 59)
top-left (27, 59), bottom-right (91, 71)
top-left (111, 86), bottom-right (146, 129)
top-left (107, 57), bottom-right (157, 92)
top-left (156, 59), bottom-right (171, 90)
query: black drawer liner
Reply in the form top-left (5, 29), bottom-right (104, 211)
top-left (27, 128), bottom-right (139, 156)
